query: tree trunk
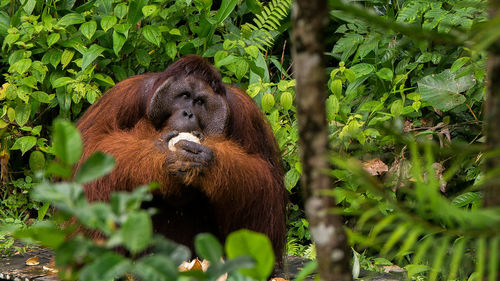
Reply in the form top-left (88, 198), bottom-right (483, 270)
top-left (484, 1), bottom-right (500, 207)
top-left (291, 1), bottom-right (352, 280)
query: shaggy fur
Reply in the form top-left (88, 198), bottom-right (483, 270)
top-left (76, 56), bottom-right (287, 258)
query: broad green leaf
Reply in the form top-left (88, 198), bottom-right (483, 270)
top-left (9, 58), bottom-right (31, 74)
top-left (114, 3), bottom-right (128, 19)
top-left (80, 21), bottom-right (97, 40)
top-left (376, 68), bottom-right (393, 81)
top-left (101, 15), bottom-right (117, 32)
top-left (195, 233), bottom-right (223, 263)
top-left (121, 211), bottom-right (152, 254)
top-left (350, 63), bottom-right (375, 77)
top-left (344, 68), bottom-right (356, 83)
top-left (61, 49), bottom-right (74, 69)
top-left (11, 136), bottom-right (36, 155)
top-left (280, 91), bottom-right (293, 111)
top-left (52, 119), bottom-right (82, 165)
top-left (417, 70), bottom-right (475, 111)
top-left (390, 99), bottom-right (404, 116)
top-left (135, 49), bottom-right (151, 67)
top-left (142, 25), bottom-right (161, 47)
top-left (81, 44), bottom-right (105, 70)
top-left (142, 5), bottom-right (157, 17)
top-left (46, 33), bottom-right (60, 47)
top-left (450, 57), bottom-right (470, 73)
top-left (169, 28), bottom-right (181, 36)
top-left (329, 79), bottom-right (343, 97)
top-left (76, 152), bottom-right (115, 184)
top-left (133, 256), bottom-right (178, 281)
top-left (22, 76), bottom-right (37, 89)
top-left (113, 31), bottom-right (127, 55)
top-left (225, 230), bottom-right (275, 280)
top-left (284, 169), bottom-right (300, 192)
top-left (79, 253), bottom-right (131, 281)
top-left (52, 77), bottom-right (74, 88)
top-left (14, 103), bottom-right (31, 127)
top-left (244, 45), bottom-right (259, 58)
top-left (14, 221), bottom-right (65, 249)
top-left (165, 41), bottom-right (177, 60)
top-left (31, 91), bottom-right (54, 103)
top-left (127, 0), bottom-right (148, 25)
top-left (213, 0), bottom-right (237, 24)
top-left (326, 95), bottom-right (339, 122)
top-left (29, 150), bottom-right (45, 172)
top-left (94, 73), bottom-right (115, 86)
top-left (261, 93), bottom-right (275, 112)
top-left (58, 13), bottom-right (85, 26)
top-left (22, 0), bottom-right (36, 15)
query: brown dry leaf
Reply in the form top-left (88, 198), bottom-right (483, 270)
top-left (362, 158), bottom-right (389, 176)
top-left (271, 278), bottom-right (289, 281)
top-left (25, 256), bottom-right (40, 266)
top-left (403, 120), bottom-right (413, 132)
top-left (179, 258), bottom-right (204, 272)
top-left (382, 265), bottom-right (405, 273)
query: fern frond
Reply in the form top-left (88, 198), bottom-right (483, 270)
top-left (243, 0), bottom-right (291, 50)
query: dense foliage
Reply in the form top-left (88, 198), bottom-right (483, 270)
top-left (0, 0), bottom-right (498, 280)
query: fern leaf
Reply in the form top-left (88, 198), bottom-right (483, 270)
top-left (429, 237), bottom-right (449, 281)
top-left (448, 237), bottom-right (466, 280)
top-left (488, 236), bottom-right (498, 281)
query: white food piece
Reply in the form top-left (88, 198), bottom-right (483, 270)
top-left (168, 132), bottom-right (201, 151)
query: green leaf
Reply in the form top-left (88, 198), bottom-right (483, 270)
top-left (113, 31), bottom-right (127, 55)
top-left (52, 77), bottom-right (74, 88)
top-left (326, 95), bottom-right (339, 122)
top-left (15, 103), bottom-right (31, 127)
top-left (142, 5), bottom-right (157, 17)
top-left (142, 25), bottom-right (161, 47)
top-left (31, 91), bottom-right (54, 103)
top-left (169, 28), bottom-right (181, 36)
top-left (52, 119), bottom-right (82, 165)
top-left (82, 44), bottom-right (105, 70)
top-left (213, 0), bottom-right (237, 24)
top-left (9, 58), bottom-right (31, 74)
top-left (195, 233), bottom-right (223, 263)
top-left (417, 70), bottom-right (475, 111)
top-left (261, 93), bottom-right (275, 112)
top-left (350, 63), bottom-right (375, 77)
top-left (22, 0), bottom-right (36, 15)
top-left (114, 3), bottom-right (128, 19)
top-left (94, 73), bottom-right (115, 86)
top-left (121, 211), bottom-right (153, 254)
top-left (11, 136), bottom-right (36, 155)
top-left (128, 0), bottom-right (148, 25)
top-left (280, 91), bottom-right (293, 111)
top-left (46, 33), bottom-right (60, 47)
top-left (22, 76), bottom-right (37, 89)
top-left (225, 230), bottom-right (275, 280)
top-left (284, 169), bottom-right (300, 192)
top-left (61, 49), bottom-right (75, 69)
top-left (133, 256), bottom-right (178, 281)
top-left (390, 99), bottom-right (404, 116)
top-left (75, 152), bottom-right (115, 184)
top-left (101, 15), bottom-right (117, 32)
top-left (329, 79), bottom-right (343, 97)
top-left (244, 45), bottom-right (259, 58)
top-left (79, 252), bottom-right (131, 281)
top-left (376, 68), bottom-right (394, 81)
top-left (165, 41), bottom-right (177, 60)
top-left (450, 57), bottom-right (470, 73)
top-left (29, 150), bottom-right (45, 172)
top-left (58, 13), bottom-right (85, 26)
top-left (80, 20), bottom-right (97, 40)
top-left (344, 68), bottom-right (356, 83)
top-left (135, 49), bottom-right (151, 67)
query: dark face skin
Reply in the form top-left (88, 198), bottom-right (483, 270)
top-left (148, 75), bottom-right (228, 178)
top-left (148, 75), bottom-right (228, 136)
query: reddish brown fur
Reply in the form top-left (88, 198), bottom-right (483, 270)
top-left (76, 56), bottom-right (287, 259)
